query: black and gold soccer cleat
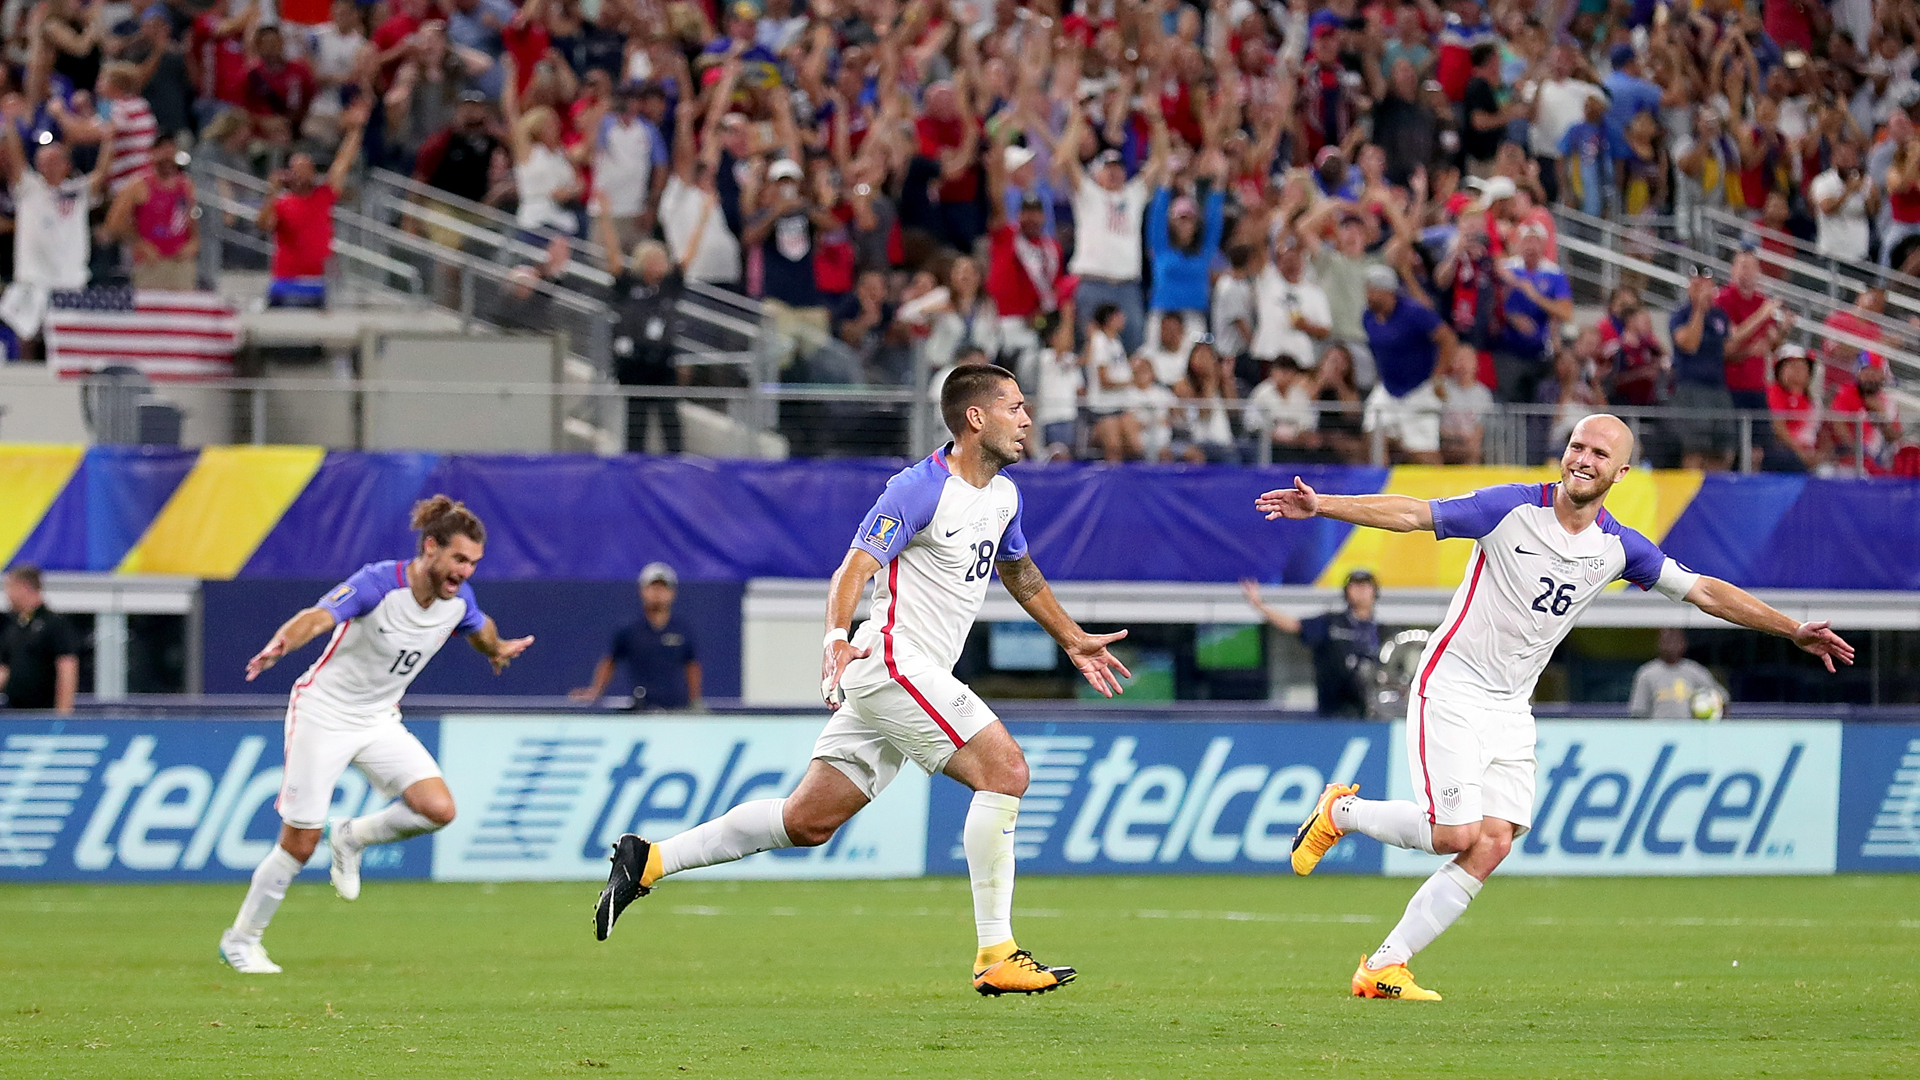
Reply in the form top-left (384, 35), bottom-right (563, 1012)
top-left (973, 947), bottom-right (1077, 996)
top-left (594, 834), bottom-right (659, 941)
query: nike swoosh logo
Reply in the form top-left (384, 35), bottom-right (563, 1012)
top-left (945, 528), bottom-right (963, 538)
top-left (1514, 546), bottom-right (1549, 557)
top-left (1002, 828), bottom-right (1017, 835)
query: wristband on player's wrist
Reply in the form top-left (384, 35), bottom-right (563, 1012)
top-left (823, 627), bottom-right (849, 649)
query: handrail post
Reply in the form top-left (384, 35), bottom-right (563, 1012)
top-left (251, 386), bottom-right (266, 445)
top-left (1738, 413), bottom-right (1754, 473)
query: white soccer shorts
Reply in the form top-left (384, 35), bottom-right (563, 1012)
top-left (1362, 380), bottom-right (1442, 454)
top-left (1407, 694), bottom-right (1536, 835)
top-left (277, 704), bottom-right (443, 829)
top-left (813, 665), bottom-right (1000, 800)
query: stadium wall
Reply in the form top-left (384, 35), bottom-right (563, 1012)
top-left (4, 716), bottom-right (1913, 882)
top-left (3, 447), bottom-right (1920, 590)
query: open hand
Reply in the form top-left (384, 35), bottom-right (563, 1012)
top-left (1255, 475), bottom-right (1320, 520)
top-left (490, 634), bottom-right (535, 673)
top-left (1792, 620), bottom-right (1854, 673)
top-left (244, 634), bottom-right (289, 681)
top-left (1067, 630), bottom-right (1131, 698)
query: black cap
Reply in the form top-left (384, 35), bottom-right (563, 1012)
top-left (1344, 568), bottom-right (1377, 587)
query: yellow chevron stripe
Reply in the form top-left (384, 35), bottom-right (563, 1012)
top-left (118, 446), bottom-right (326, 578)
top-left (1314, 466), bottom-right (1706, 590)
top-left (0, 445), bottom-right (85, 567)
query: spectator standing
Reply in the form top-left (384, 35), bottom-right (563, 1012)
top-left (0, 567), bottom-right (78, 714)
top-left (1146, 165), bottom-right (1227, 338)
top-left (595, 81), bottom-right (669, 253)
top-left (1252, 233), bottom-right (1332, 376)
top-left (1827, 362), bottom-right (1904, 473)
top-left (1435, 343), bottom-right (1494, 464)
top-left (189, 0), bottom-right (258, 122)
top-left (1606, 304), bottom-right (1669, 410)
top-left (1602, 43), bottom-right (1662, 178)
top-left (49, 62), bottom-right (155, 197)
top-left (1361, 263), bottom-right (1456, 464)
top-left (570, 563), bottom-right (701, 711)
top-left (1211, 245), bottom-right (1256, 372)
top-left (1715, 250), bottom-right (1786, 436)
top-left (1668, 267), bottom-right (1738, 470)
top-left (745, 157), bottom-right (839, 374)
top-left (1556, 92), bottom-right (1609, 216)
top-left (1370, 59), bottom-right (1442, 186)
top-left (919, 256), bottom-right (1001, 389)
top-left (1297, 200), bottom-right (1386, 389)
top-left (984, 128), bottom-right (1064, 386)
top-left (1461, 43), bottom-right (1521, 178)
top-left (1809, 142), bottom-right (1876, 266)
top-left (304, 0), bottom-right (370, 144)
top-left (1629, 629), bottom-right (1727, 719)
top-left (1243, 354), bottom-right (1320, 459)
top-left (106, 135), bottom-right (198, 290)
top-left (656, 91), bottom-right (741, 288)
top-left (0, 128), bottom-right (102, 347)
top-left (257, 99), bottom-right (368, 308)
top-left (1528, 45), bottom-right (1603, 204)
top-left (412, 89), bottom-right (500, 208)
top-left (599, 215), bottom-right (685, 455)
top-left (1128, 357), bottom-right (1176, 461)
top-left (243, 24), bottom-right (317, 150)
top-left (1492, 221), bottom-right (1573, 404)
top-left (1085, 302), bottom-right (1140, 462)
top-left (1764, 346), bottom-right (1824, 472)
top-left (915, 79), bottom-right (982, 252)
top-left (500, 55), bottom-right (583, 241)
top-left (1240, 570), bottom-right (1381, 718)
top-left (1031, 309), bottom-right (1082, 462)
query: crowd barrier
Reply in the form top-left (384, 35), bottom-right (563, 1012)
top-left (5, 447), bottom-right (1920, 589)
top-left (5, 716), bottom-right (1914, 883)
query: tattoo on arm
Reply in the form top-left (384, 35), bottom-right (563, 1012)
top-left (999, 555), bottom-right (1047, 604)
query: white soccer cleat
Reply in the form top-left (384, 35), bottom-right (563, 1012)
top-left (218, 930), bottom-right (282, 974)
top-left (326, 817), bottom-right (362, 901)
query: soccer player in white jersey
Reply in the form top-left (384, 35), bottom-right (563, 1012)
top-left (217, 497), bottom-right (534, 974)
top-left (1262, 414), bottom-right (1854, 1001)
top-left (596, 364), bottom-right (1132, 996)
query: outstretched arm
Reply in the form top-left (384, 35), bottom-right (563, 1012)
top-left (821, 547), bottom-right (883, 706)
top-left (467, 615), bottom-right (535, 674)
top-left (998, 555), bottom-right (1131, 697)
top-left (1254, 475), bottom-right (1434, 532)
top-left (245, 607), bottom-right (338, 680)
top-left (1683, 576), bottom-right (1854, 672)
top-left (1239, 578), bottom-right (1302, 635)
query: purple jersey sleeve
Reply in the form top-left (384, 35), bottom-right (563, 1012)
top-left (1429, 483), bottom-right (1541, 542)
top-left (851, 455), bottom-right (947, 564)
top-left (455, 582), bottom-right (487, 635)
top-left (316, 561), bottom-right (401, 622)
top-left (1603, 515), bottom-right (1666, 591)
top-left (996, 484), bottom-right (1029, 563)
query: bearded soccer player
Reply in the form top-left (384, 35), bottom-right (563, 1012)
top-left (220, 497), bottom-right (534, 974)
top-left (1261, 414), bottom-right (1853, 1001)
top-left (596, 364), bottom-right (1132, 996)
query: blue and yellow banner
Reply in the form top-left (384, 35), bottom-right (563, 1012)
top-left (0, 447), bottom-right (1914, 588)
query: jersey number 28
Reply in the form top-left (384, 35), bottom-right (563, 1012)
top-left (962, 540), bottom-right (997, 582)
top-left (1531, 578), bottom-right (1575, 616)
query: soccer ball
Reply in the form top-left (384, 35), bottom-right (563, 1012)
top-left (1690, 688), bottom-right (1724, 722)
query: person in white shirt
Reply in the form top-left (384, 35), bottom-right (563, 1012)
top-left (1032, 306), bottom-right (1084, 461)
top-left (1136, 310), bottom-right (1197, 385)
top-left (1252, 234), bottom-right (1332, 370)
top-left (304, 0), bottom-right (370, 143)
top-left (595, 82), bottom-right (671, 253)
top-left (1128, 357), bottom-right (1177, 461)
top-left (657, 93), bottom-right (741, 286)
top-left (0, 130), bottom-right (103, 344)
top-left (1211, 244), bottom-right (1257, 368)
top-left (1084, 304), bottom-right (1141, 461)
top-left (1170, 339), bottom-right (1239, 463)
top-left (1809, 142), bottom-right (1877, 264)
top-left (1526, 45), bottom-right (1605, 205)
top-left (1056, 101), bottom-right (1169, 355)
top-left (1242, 354), bottom-right (1320, 458)
top-left (1269, 415), bottom-right (1854, 1002)
top-left (1435, 343), bottom-right (1496, 464)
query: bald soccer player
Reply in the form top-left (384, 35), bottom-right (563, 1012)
top-left (1260, 415), bottom-right (1854, 1001)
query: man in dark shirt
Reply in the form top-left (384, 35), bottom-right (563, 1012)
top-left (1, 566), bottom-right (80, 713)
top-left (1461, 43), bottom-right (1520, 177)
top-left (412, 92), bottom-right (502, 207)
top-left (1242, 570), bottom-right (1382, 718)
top-left (1667, 265), bottom-right (1737, 469)
top-left (571, 563), bottom-right (701, 711)
top-left (744, 157), bottom-right (839, 375)
top-left (600, 230), bottom-right (685, 453)
top-left (1371, 59), bottom-right (1442, 185)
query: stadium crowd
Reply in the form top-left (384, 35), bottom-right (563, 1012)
top-left (0, 0), bottom-right (1915, 472)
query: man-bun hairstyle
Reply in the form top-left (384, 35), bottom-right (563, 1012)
top-left (411, 495), bottom-right (486, 552)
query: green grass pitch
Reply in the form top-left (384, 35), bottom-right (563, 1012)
top-left (3, 875), bottom-right (1917, 1079)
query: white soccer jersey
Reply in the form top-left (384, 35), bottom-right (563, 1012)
top-left (1418, 482), bottom-right (1699, 706)
top-left (841, 445), bottom-right (1028, 690)
top-left (291, 559), bottom-right (487, 722)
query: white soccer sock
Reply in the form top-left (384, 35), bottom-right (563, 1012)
top-left (1333, 795), bottom-right (1436, 855)
top-left (343, 802), bottom-right (442, 847)
top-left (1367, 862), bottom-right (1482, 970)
top-left (963, 791), bottom-right (1020, 949)
top-left (657, 798), bottom-right (793, 877)
top-left (233, 844), bottom-right (305, 939)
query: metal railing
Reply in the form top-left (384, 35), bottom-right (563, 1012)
top-left (1695, 207), bottom-right (1920, 323)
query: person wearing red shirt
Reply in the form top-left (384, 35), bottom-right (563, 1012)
top-left (244, 25), bottom-right (318, 147)
top-left (189, 0), bottom-right (258, 113)
top-left (983, 128), bottom-right (1064, 383)
top-left (372, 0), bottom-right (434, 88)
top-left (257, 101), bottom-right (368, 308)
top-left (1763, 346), bottom-right (1823, 472)
top-left (1713, 250), bottom-right (1784, 414)
top-left (1820, 285), bottom-right (1887, 379)
top-left (914, 80), bottom-right (982, 251)
top-left (1825, 362), bottom-right (1904, 472)
top-left (499, 0), bottom-right (553, 97)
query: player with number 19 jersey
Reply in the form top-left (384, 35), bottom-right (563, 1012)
top-left (296, 559), bottom-right (487, 722)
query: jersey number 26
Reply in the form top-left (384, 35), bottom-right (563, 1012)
top-left (1531, 578), bottom-right (1575, 616)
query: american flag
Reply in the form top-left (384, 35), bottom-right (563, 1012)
top-left (45, 288), bottom-right (240, 381)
